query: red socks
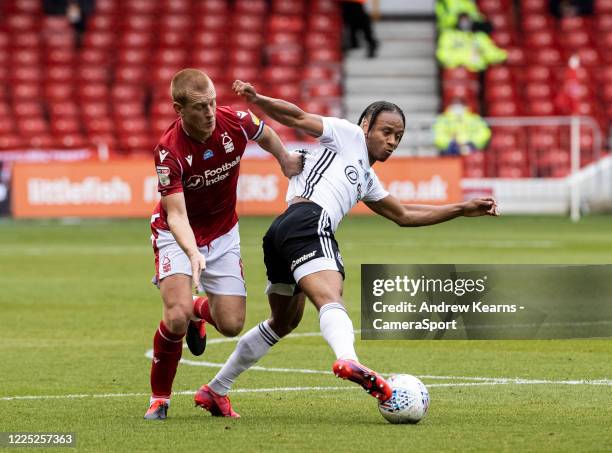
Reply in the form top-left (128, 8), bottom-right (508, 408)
top-left (150, 321), bottom-right (184, 399)
top-left (193, 296), bottom-right (216, 327)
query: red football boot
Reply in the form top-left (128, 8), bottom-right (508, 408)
top-left (333, 359), bottom-right (393, 402)
top-left (194, 385), bottom-right (240, 418)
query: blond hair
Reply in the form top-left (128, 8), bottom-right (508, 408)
top-left (170, 68), bottom-right (213, 105)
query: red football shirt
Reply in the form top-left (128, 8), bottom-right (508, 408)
top-left (151, 106), bottom-right (264, 246)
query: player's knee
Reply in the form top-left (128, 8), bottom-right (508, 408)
top-left (216, 316), bottom-right (244, 337)
top-left (164, 305), bottom-right (190, 334)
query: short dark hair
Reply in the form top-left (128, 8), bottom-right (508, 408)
top-left (357, 101), bottom-right (405, 133)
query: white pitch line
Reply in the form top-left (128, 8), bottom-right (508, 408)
top-left (145, 331), bottom-right (612, 386)
top-left (3, 379), bottom-right (612, 402)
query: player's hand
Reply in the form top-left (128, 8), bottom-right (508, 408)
top-left (232, 80), bottom-right (258, 103)
top-left (280, 150), bottom-right (306, 177)
top-left (189, 252), bottom-right (207, 293)
top-left (463, 197), bottom-right (499, 217)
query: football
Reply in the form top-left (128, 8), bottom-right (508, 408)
top-left (378, 374), bottom-right (429, 424)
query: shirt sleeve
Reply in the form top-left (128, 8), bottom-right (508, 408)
top-left (362, 169), bottom-right (389, 203)
top-left (319, 116), bottom-right (363, 155)
top-left (235, 109), bottom-right (265, 141)
top-left (154, 144), bottom-right (183, 196)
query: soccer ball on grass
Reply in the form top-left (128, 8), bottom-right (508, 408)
top-left (378, 374), bottom-right (429, 424)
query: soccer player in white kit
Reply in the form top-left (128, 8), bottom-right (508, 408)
top-left (193, 80), bottom-right (499, 417)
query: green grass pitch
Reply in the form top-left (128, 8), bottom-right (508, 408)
top-left (0, 215), bottom-right (611, 452)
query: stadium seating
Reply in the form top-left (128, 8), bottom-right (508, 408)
top-left (466, 0), bottom-right (610, 178)
top-left (0, 0), bottom-right (342, 152)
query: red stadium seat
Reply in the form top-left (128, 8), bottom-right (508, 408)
top-left (78, 48), bottom-right (108, 66)
top-left (485, 83), bottom-right (515, 101)
top-left (478, 0), bottom-right (510, 14)
top-left (48, 101), bottom-right (79, 117)
top-left (559, 31), bottom-right (592, 49)
top-left (11, 32), bottom-right (41, 49)
top-left (525, 82), bottom-right (552, 100)
top-left (231, 32), bottom-right (265, 49)
top-left (0, 117), bottom-right (16, 134)
top-left (191, 49), bottom-right (225, 67)
top-left (268, 32), bottom-right (300, 46)
top-left (521, 0), bottom-right (547, 13)
top-left (162, 0), bottom-right (191, 13)
top-left (559, 16), bottom-right (591, 32)
top-left (488, 100), bottom-right (520, 116)
top-left (229, 49), bottom-right (262, 66)
top-left (0, 134), bottom-right (25, 150)
top-left (272, 0), bottom-right (305, 15)
top-left (307, 48), bottom-right (341, 63)
top-left (491, 30), bottom-right (515, 47)
top-left (193, 14), bottom-right (228, 31)
top-left (529, 47), bottom-right (562, 66)
top-left (307, 82), bottom-right (341, 98)
top-left (489, 130), bottom-right (520, 149)
top-left (82, 102), bottom-right (111, 118)
top-left (10, 65), bottom-right (43, 83)
top-left (17, 117), bottom-right (49, 134)
top-left (120, 32), bottom-right (154, 48)
top-left (233, 15), bottom-right (266, 31)
top-left (497, 164), bottom-right (529, 178)
top-left (5, 15), bottom-right (38, 31)
top-left (158, 14), bottom-right (191, 30)
top-left (89, 15), bottom-right (115, 32)
top-left (521, 14), bottom-right (553, 32)
top-left (13, 101), bottom-right (44, 118)
top-left (523, 65), bottom-right (552, 83)
top-left (268, 47), bottom-right (303, 66)
top-left (527, 100), bottom-right (555, 115)
top-left (485, 65), bottom-right (512, 84)
top-left (51, 117), bottom-right (81, 134)
top-left (530, 129), bottom-right (560, 149)
top-left (266, 84), bottom-right (302, 101)
top-left (303, 65), bottom-right (340, 82)
top-left (84, 117), bottom-right (114, 133)
top-left (269, 15), bottom-right (306, 33)
top-left (117, 49), bottom-right (150, 66)
top-left (46, 65), bottom-right (75, 84)
top-left (158, 31), bottom-right (189, 48)
top-left (77, 84), bottom-right (109, 102)
top-left (596, 14), bottom-right (612, 31)
top-left (525, 30), bottom-right (556, 48)
top-left (154, 49), bottom-right (188, 66)
top-left (13, 83), bottom-right (43, 99)
top-left (309, 14), bottom-right (341, 31)
top-left (192, 31), bottom-right (225, 49)
top-left (498, 148), bottom-right (528, 165)
top-left (45, 48), bottom-right (75, 65)
top-left (235, 0), bottom-right (267, 15)
top-left (487, 12), bottom-right (512, 31)
top-left (83, 31), bottom-right (114, 49)
top-left (113, 101), bottom-right (145, 118)
top-left (505, 47), bottom-right (526, 66)
top-left (125, 0), bottom-right (158, 14)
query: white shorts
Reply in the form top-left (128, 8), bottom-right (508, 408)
top-left (152, 223), bottom-right (246, 296)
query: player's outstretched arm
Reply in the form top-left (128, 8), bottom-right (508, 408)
top-left (255, 124), bottom-right (304, 177)
top-left (232, 79), bottom-right (324, 137)
top-left (365, 195), bottom-right (499, 227)
top-left (162, 192), bottom-right (206, 291)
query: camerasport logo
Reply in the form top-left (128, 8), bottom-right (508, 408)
top-left (162, 256), bottom-right (171, 273)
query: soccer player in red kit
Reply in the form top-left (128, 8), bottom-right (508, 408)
top-left (144, 69), bottom-right (303, 420)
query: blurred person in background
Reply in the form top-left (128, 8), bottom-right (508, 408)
top-left (555, 55), bottom-right (582, 116)
top-left (144, 69), bottom-right (304, 420)
top-left (436, 0), bottom-right (490, 31)
top-left (437, 12), bottom-right (506, 71)
top-left (549, 0), bottom-right (594, 18)
top-left (42, 0), bottom-right (96, 48)
top-left (433, 98), bottom-right (491, 155)
top-left (339, 0), bottom-right (379, 58)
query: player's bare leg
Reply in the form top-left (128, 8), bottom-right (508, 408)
top-left (196, 292), bottom-right (305, 417)
top-left (298, 271), bottom-right (392, 401)
top-left (187, 293), bottom-right (246, 356)
top-left (145, 274), bottom-right (192, 420)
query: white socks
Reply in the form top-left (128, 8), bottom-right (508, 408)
top-left (208, 303), bottom-right (357, 396)
top-left (208, 320), bottom-right (280, 396)
top-left (319, 303), bottom-right (358, 362)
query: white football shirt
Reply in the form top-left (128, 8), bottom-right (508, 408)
top-left (286, 116), bottom-right (389, 232)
